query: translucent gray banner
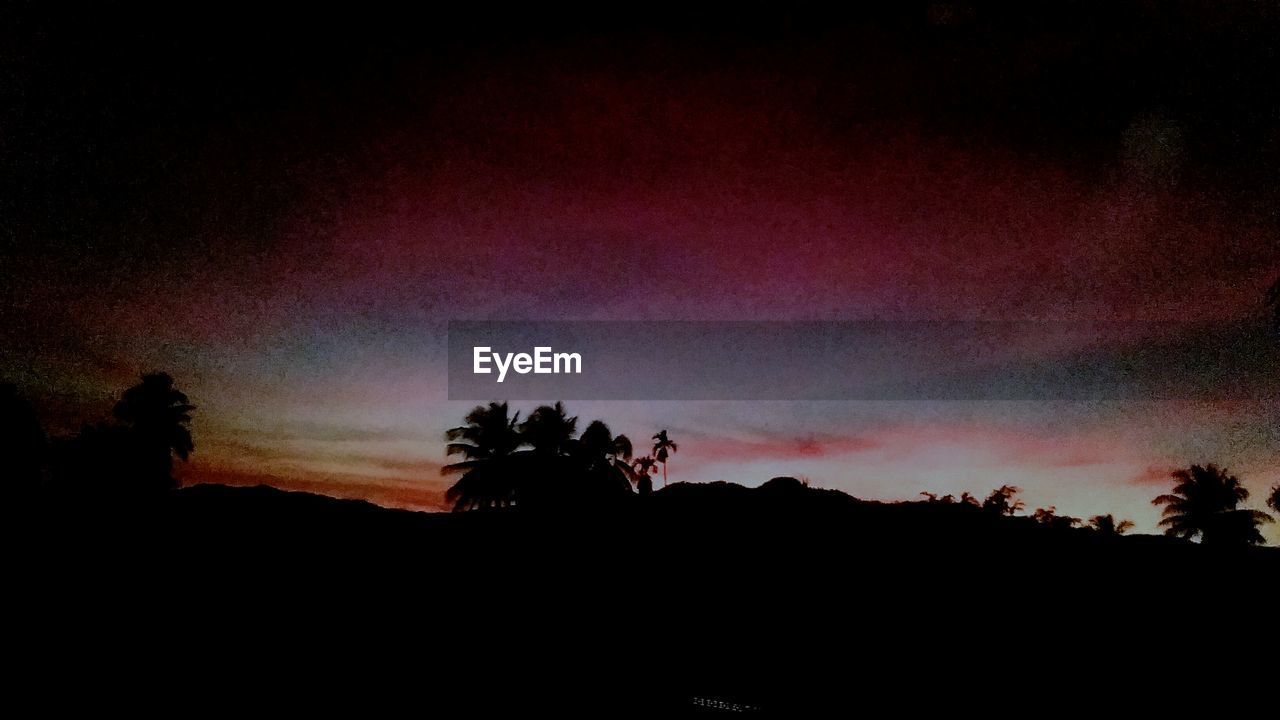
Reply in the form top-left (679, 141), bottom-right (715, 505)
top-left (447, 321), bottom-right (1277, 401)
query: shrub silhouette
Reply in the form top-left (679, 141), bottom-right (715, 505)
top-left (1268, 485), bottom-right (1280, 514)
top-left (760, 476), bottom-right (807, 494)
top-left (1152, 464), bottom-right (1273, 546)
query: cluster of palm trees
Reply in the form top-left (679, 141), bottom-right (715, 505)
top-left (921, 465), bottom-right (1276, 546)
top-left (442, 401), bottom-right (678, 511)
top-left (9, 371), bottom-right (1278, 550)
top-left (922, 486), bottom-right (1105, 532)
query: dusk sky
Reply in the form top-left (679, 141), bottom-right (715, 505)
top-left (3, 4), bottom-right (1277, 539)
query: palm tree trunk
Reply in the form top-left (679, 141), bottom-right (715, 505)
top-left (662, 461), bottom-right (668, 488)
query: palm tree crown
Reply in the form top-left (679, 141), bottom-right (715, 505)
top-left (443, 402), bottom-right (524, 511)
top-left (521, 402), bottom-right (578, 456)
top-left (631, 456), bottom-right (658, 495)
top-left (652, 429), bottom-right (678, 487)
top-left (1152, 464), bottom-right (1273, 546)
top-left (445, 402), bottom-right (523, 464)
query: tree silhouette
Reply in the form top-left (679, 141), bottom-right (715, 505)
top-left (1152, 464), bottom-right (1273, 546)
top-left (652, 429), bottom-right (678, 488)
top-left (112, 372), bottom-right (195, 492)
top-left (982, 485), bottom-right (1024, 516)
top-left (521, 402), bottom-right (578, 457)
top-left (1, 383), bottom-right (46, 494)
top-left (443, 402), bottom-right (524, 511)
top-left (1088, 514), bottom-right (1135, 536)
top-left (958, 492), bottom-right (979, 507)
top-left (1269, 485), bottom-right (1280, 514)
top-left (632, 456), bottom-right (657, 495)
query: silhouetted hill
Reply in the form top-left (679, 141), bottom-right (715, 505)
top-left (12, 481), bottom-right (1277, 715)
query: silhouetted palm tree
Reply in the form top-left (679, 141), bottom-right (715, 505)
top-left (652, 429), bottom-right (678, 488)
top-left (1088, 514), bottom-right (1135, 536)
top-left (982, 485), bottom-right (1024, 516)
top-left (632, 456), bottom-right (658, 495)
top-left (1152, 464), bottom-right (1273, 546)
top-left (112, 372), bottom-right (194, 492)
top-left (576, 419), bottom-right (636, 497)
top-left (521, 402), bottom-right (578, 457)
top-left (1, 383), bottom-right (45, 493)
top-left (443, 402), bottom-right (524, 511)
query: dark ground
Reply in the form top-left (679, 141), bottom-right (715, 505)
top-left (10, 480), bottom-right (1278, 715)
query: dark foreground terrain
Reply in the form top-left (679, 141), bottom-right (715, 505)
top-left (11, 480), bottom-right (1278, 714)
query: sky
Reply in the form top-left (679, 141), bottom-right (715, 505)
top-left (2, 3), bottom-right (1278, 539)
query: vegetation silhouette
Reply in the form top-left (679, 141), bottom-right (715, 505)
top-left (49, 372), bottom-right (195, 500)
top-left (442, 402), bottom-right (522, 511)
top-left (5, 385), bottom-right (1278, 713)
top-left (982, 484), bottom-right (1024, 516)
top-left (0, 383), bottom-right (45, 494)
top-left (651, 429), bottom-right (678, 487)
top-left (1268, 485), bottom-right (1280, 514)
top-left (442, 402), bottom-right (640, 511)
top-left (1152, 464), bottom-right (1273, 546)
top-left (574, 419), bottom-right (636, 502)
top-left (521, 401), bottom-right (578, 456)
top-left (631, 456), bottom-right (658, 495)
top-left (1088, 514), bottom-right (1135, 535)
top-left (112, 372), bottom-right (195, 491)
top-left (1032, 506), bottom-right (1081, 530)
